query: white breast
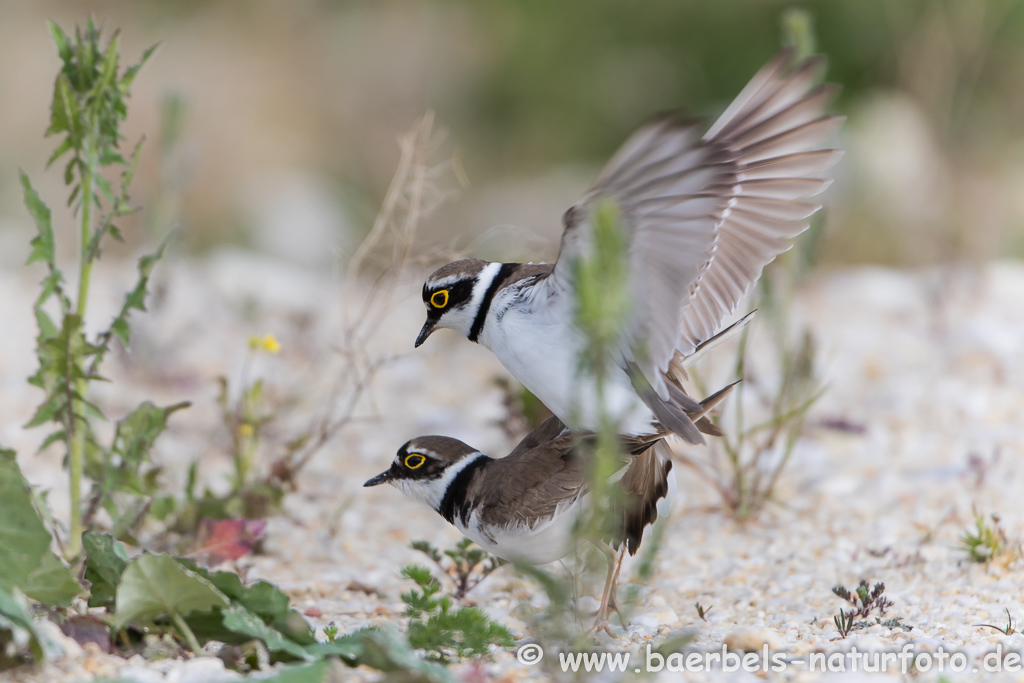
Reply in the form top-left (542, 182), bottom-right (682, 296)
top-left (479, 288), bottom-right (656, 435)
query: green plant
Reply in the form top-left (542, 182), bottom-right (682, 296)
top-left (959, 511), bottom-right (1019, 565)
top-left (833, 609), bottom-right (854, 639)
top-left (830, 580), bottom-right (907, 638)
top-left (400, 564), bottom-right (514, 664)
top-left (832, 581), bottom-right (894, 618)
top-left (176, 333), bottom-right (288, 524)
top-left (571, 200), bottom-right (637, 634)
top-left (975, 608), bottom-right (1018, 636)
top-left (411, 539), bottom-right (505, 600)
top-left (695, 602), bottom-right (712, 621)
top-left (21, 18), bottom-right (180, 558)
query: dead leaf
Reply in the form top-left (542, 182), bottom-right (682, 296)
top-left (192, 517), bottom-right (267, 565)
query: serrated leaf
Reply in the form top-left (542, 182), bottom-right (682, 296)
top-left (22, 550), bottom-right (82, 606)
top-left (114, 553), bottom-right (228, 630)
top-left (20, 172), bottom-right (55, 266)
top-left (46, 73), bottom-right (80, 140)
top-left (38, 430), bottom-right (67, 453)
top-left (119, 43), bottom-right (159, 92)
top-left (83, 532), bottom-right (129, 608)
top-left (48, 21), bottom-right (72, 63)
top-left (110, 319), bottom-right (130, 348)
top-left (24, 395), bottom-right (65, 429)
top-left (45, 137), bottom-right (74, 169)
top-left (0, 457), bottom-right (53, 594)
top-left (92, 31), bottom-right (120, 109)
top-left (113, 401), bottom-right (189, 469)
top-left (94, 174), bottom-right (114, 205)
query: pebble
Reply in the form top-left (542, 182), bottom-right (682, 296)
top-left (724, 627), bottom-right (784, 652)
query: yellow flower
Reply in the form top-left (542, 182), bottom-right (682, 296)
top-left (248, 333), bottom-right (281, 354)
top-left (261, 333), bottom-right (281, 354)
top-left (238, 423), bottom-right (254, 437)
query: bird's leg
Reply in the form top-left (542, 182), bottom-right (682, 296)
top-left (606, 544), bottom-right (627, 620)
top-left (591, 544), bottom-right (625, 636)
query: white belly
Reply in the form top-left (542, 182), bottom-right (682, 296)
top-left (456, 499), bottom-right (583, 565)
top-left (479, 303), bottom-right (656, 435)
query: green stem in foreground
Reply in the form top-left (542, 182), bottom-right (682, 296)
top-left (172, 611), bottom-right (203, 654)
top-left (67, 159), bottom-right (96, 559)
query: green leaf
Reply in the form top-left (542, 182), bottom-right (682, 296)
top-left (112, 401), bottom-right (189, 469)
top-left (92, 32), bottom-right (120, 111)
top-left (221, 605), bottom-right (312, 661)
top-left (48, 21), bottom-right (72, 63)
top-left (22, 550), bottom-right (82, 607)
top-left (174, 557), bottom-right (305, 630)
top-left (0, 457), bottom-right (52, 594)
top-left (83, 532), bottom-right (129, 608)
top-left (46, 73), bottom-right (81, 140)
top-left (38, 430), bottom-right (67, 453)
top-left (20, 172), bottom-right (55, 266)
top-left (254, 660), bottom-right (332, 683)
top-left (103, 236), bottom-right (170, 352)
top-left (114, 553), bottom-right (229, 630)
top-left (304, 632), bottom-right (366, 662)
top-left (0, 587), bottom-right (44, 664)
top-left (119, 43), bottom-right (159, 92)
top-left (109, 320), bottom-right (131, 350)
top-left (24, 396), bottom-right (66, 430)
top-left (45, 137), bottom-right (74, 169)
top-left (354, 627), bottom-right (452, 682)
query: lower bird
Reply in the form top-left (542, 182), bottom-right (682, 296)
top-left (364, 383), bottom-right (734, 633)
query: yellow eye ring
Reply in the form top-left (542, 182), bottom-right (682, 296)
top-left (430, 290), bottom-right (449, 309)
top-left (404, 453), bottom-right (426, 469)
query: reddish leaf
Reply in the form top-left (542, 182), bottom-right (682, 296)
top-left (193, 517), bottom-right (266, 565)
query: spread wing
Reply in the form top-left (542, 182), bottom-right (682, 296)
top-left (539, 49), bottom-right (842, 401)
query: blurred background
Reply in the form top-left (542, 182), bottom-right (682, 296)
top-left (1, 0), bottom-right (1023, 271)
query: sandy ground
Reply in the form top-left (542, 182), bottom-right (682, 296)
top-left (3, 251), bottom-right (1024, 682)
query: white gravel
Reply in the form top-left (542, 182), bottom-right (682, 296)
top-left (3, 252), bottom-right (1024, 682)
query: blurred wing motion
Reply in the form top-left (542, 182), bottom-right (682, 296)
top-left (542, 48), bottom-right (843, 400)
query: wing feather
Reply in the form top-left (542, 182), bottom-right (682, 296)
top-left (539, 49), bottom-right (841, 418)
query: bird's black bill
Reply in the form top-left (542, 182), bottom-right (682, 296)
top-left (363, 471), bottom-right (393, 487)
top-left (414, 318), bottom-right (437, 348)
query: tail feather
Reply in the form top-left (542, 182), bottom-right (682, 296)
top-left (611, 381), bottom-right (738, 553)
top-left (611, 440), bottom-right (674, 555)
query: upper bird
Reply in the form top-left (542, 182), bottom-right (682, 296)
top-left (414, 49), bottom-right (842, 443)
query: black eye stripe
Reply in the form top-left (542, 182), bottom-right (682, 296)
top-left (426, 280), bottom-right (475, 309)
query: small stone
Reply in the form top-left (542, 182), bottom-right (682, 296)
top-left (630, 614), bottom-right (659, 630)
top-left (724, 626), bottom-right (783, 652)
top-left (119, 666), bottom-right (165, 683)
top-left (305, 605), bottom-right (323, 618)
top-left (577, 596), bottom-right (599, 615)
